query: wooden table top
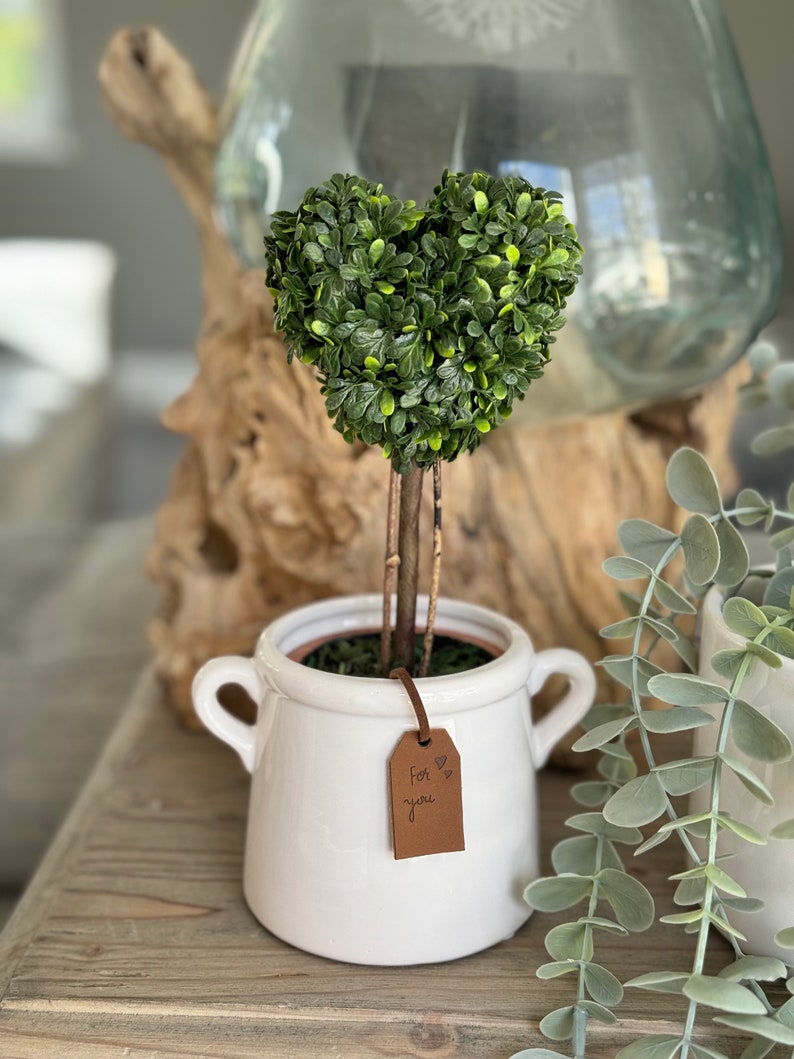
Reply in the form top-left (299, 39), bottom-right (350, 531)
top-left (0, 668), bottom-right (754, 1058)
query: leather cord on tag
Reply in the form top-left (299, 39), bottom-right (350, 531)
top-left (389, 667), bottom-right (431, 745)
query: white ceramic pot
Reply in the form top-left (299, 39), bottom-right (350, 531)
top-left (192, 594), bottom-right (595, 965)
top-left (692, 585), bottom-right (794, 966)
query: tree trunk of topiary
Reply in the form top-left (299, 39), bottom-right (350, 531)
top-left (392, 461), bottom-right (424, 672)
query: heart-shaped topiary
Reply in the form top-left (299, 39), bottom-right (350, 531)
top-left (265, 169), bottom-right (582, 474)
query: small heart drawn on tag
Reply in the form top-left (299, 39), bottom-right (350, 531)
top-left (444, 769), bottom-right (453, 779)
top-left (435, 755), bottom-right (447, 770)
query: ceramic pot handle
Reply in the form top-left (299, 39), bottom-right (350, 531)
top-left (192, 656), bottom-right (264, 773)
top-left (526, 648), bottom-right (596, 767)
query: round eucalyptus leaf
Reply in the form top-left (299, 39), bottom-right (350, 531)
top-left (745, 640), bottom-right (783, 668)
top-left (617, 519), bottom-right (679, 567)
top-left (775, 927), bottom-right (794, 948)
top-left (722, 596), bottom-right (769, 638)
top-left (566, 812), bottom-right (642, 845)
top-left (770, 818), bottom-right (794, 840)
top-left (524, 873), bottom-right (592, 913)
top-left (751, 425), bottom-right (794, 457)
top-left (538, 1005), bottom-right (575, 1041)
top-left (582, 916), bottom-right (629, 936)
top-left (731, 699), bottom-right (793, 763)
top-left (736, 487), bottom-right (772, 526)
top-left (544, 921), bottom-right (592, 962)
top-left (718, 955), bottom-right (788, 983)
top-left (720, 895), bottom-right (764, 913)
top-left (765, 625), bottom-right (794, 659)
top-left (715, 518), bottom-right (750, 587)
top-left (552, 834), bottom-right (622, 875)
top-left (652, 577), bottom-right (697, 615)
top-left (762, 566), bottom-right (794, 610)
top-left (710, 648), bottom-right (748, 680)
top-left (767, 361), bottom-right (794, 409)
top-left (614, 1034), bottom-right (682, 1059)
top-left (690, 1045), bottom-right (731, 1059)
top-left (583, 962), bottom-right (623, 1007)
top-left (570, 780), bottom-right (613, 807)
top-left (536, 960), bottom-right (579, 979)
top-left (747, 340), bottom-right (778, 374)
top-left (506, 1050), bottom-right (572, 1059)
top-left (602, 555), bottom-right (653, 582)
top-left (572, 715), bottom-right (636, 752)
top-left (680, 513), bottom-right (721, 585)
top-left (639, 707), bottom-right (714, 734)
top-left (624, 971), bottom-right (688, 994)
top-left (578, 999), bottom-right (618, 1024)
top-left (655, 757), bottom-right (713, 796)
top-left (646, 673), bottom-right (729, 707)
top-left (683, 973), bottom-right (767, 1014)
top-left (666, 447), bottom-right (723, 515)
top-left (719, 752), bottom-right (774, 805)
top-left (596, 867), bottom-right (655, 931)
top-left (714, 1014), bottom-right (794, 1045)
top-left (771, 525), bottom-right (794, 550)
top-left (705, 863), bottom-right (746, 898)
top-left (603, 772), bottom-right (667, 828)
top-left (674, 875), bottom-right (706, 907)
top-left (788, 482), bottom-right (794, 512)
top-left (599, 654), bottom-right (665, 696)
top-left (717, 813), bottom-right (765, 845)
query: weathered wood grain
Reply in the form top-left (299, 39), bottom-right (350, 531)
top-left (0, 667), bottom-right (766, 1058)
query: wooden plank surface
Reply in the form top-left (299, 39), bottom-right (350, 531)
top-left (0, 668), bottom-right (758, 1058)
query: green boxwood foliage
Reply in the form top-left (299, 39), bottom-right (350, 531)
top-left (265, 169), bottom-right (582, 473)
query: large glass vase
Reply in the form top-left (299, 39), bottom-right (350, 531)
top-left (215, 0), bottom-right (782, 423)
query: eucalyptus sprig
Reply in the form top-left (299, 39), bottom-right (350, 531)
top-left (515, 341), bottom-right (794, 1059)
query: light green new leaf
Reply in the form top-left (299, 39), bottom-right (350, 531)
top-left (566, 813), bottom-right (642, 844)
top-left (582, 916), bottom-right (629, 936)
top-left (544, 921), bottom-right (592, 961)
top-left (655, 757), bottom-right (714, 796)
top-left (659, 908), bottom-right (704, 925)
top-left (536, 960), bottom-right (579, 979)
top-left (599, 655), bottom-right (666, 696)
top-left (770, 525), bottom-right (794, 549)
top-left (764, 623), bottom-right (794, 660)
top-left (683, 973), bottom-right (766, 1014)
top-left (707, 911), bottom-right (747, 941)
top-left (722, 596), bottom-right (769, 638)
top-left (584, 962), bottom-right (623, 1007)
top-left (646, 673), bottom-right (728, 707)
top-left (719, 956), bottom-right (788, 983)
top-left (666, 447), bottom-right (723, 515)
top-left (674, 875), bottom-right (705, 906)
top-left (721, 896), bottom-right (764, 913)
top-left (717, 814), bottom-right (766, 844)
top-left (601, 616), bottom-right (643, 639)
top-left (640, 707), bottom-right (714, 734)
top-left (507, 1050), bottom-right (572, 1059)
top-left (732, 699), bottom-right (793, 763)
top-left (571, 780), bottom-right (612, 807)
top-left (538, 1006), bottom-right (575, 1041)
top-left (578, 999), bottom-right (618, 1024)
top-left (634, 828), bottom-right (672, 856)
top-left (615, 1035), bottom-right (682, 1059)
top-left (719, 753), bottom-right (774, 805)
top-left (705, 863), bottom-right (746, 897)
top-left (618, 519), bottom-right (680, 566)
top-left (714, 1014), bottom-right (794, 1045)
top-left (736, 487), bottom-right (772, 526)
top-left (604, 772), bottom-right (667, 827)
top-left (653, 577), bottom-right (697, 615)
top-left (603, 555), bottom-right (653, 581)
top-left (680, 514), bottom-right (721, 585)
top-left (524, 874), bottom-right (592, 913)
top-left (624, 971), bottom-right (688, 994)
top-left (745, 641), bottom-right (783, 668)
top-left (762, 566), bottom-right (794, 610)
top-left (596, 867), bottom-right (655, 931)
top-left (770, 818), bottom-right (794, 839)
top-left (775, 927), bottom-right (794, 948)
top-left (715, 518), bottom-right (750, 586)
top-left (572, 715), bottom-right (636, 751)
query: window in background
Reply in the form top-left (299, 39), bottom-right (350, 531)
top-left (0, 0), bottom-right (71, 162)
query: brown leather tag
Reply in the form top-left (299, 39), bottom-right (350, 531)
top-left (388, 728), bottom-right (465, 860)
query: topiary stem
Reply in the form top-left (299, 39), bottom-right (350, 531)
top-left (380, 466), bottom-right (402, 674)
top-left (418, 460), bottom-right (442, 678)
top-left (392, 461), bottom-right (424, 673)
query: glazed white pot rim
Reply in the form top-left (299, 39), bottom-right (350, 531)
top-left (254, 593), bottom-right (534, 717)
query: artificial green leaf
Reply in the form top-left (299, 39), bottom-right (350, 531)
top-left (655, 811), bottom-right (711, 837)
top-left (646, 673), bottom-right (729, 707)
top-left (566, 813), bottom-right (642, 844)
top-left (710, 648), bottom-right (747, 680)
top-left (736, 487), bottom-right (772, 526)
top-left (714, 518), bottom-right (750, 586)
top-left (709, 911), bottom-right (747, 941)
top-left (659, 908), bottom-right (704, 925)
top-left (666, 447), bottom-right (723, 515)
top-left (615, 1035), bottom-right (682, 1059)
top-left (572, 715), bottom-right (636, 751)
top-left (584, 963), bottom-right (623, 1007)
top-left (680, 514), bottom-right (721, 585)
top-left (552, 834), bottom-right (622, 875)
top-left (604, 773), bottom-right (667, 828)
top-left (770, 818), bottom-right (794, 839)
top-left (719, 753), bottom-right (774, 804)
top-left (625, 971), bottom-right (688, 994)
top-left (653, 577), bottom-right (697, 615)
top-left (655, 757), bottom-right (714, 796)
top-left (764, 624), bottom-right (794, 658)
top-left (570, 780), bottom-right (613, 807)
top-left (634, 828), bottom-right (672, 856)
top-left (705, 863), bottom-right (746, 897)
top-left (744, 641), bottom-right (783, 668)
top-left (731, 699), bottom-right (793, 763)
top-left (683, 973), bottom-right (766, 1014)
top-left (596, 868), bottom-right (655, 931)
top-left (721, 896), bottom-right (764, 913)
top-left (544, 921), bottom-right (592, 961)
top-left (674, 875), bottom-right (705, 906)
top-left (763, 567), bottom-right (794, 610)
top-left (714, 1015), bottom-right (794, 1045)
top-left (603, 555), bottom-right (653, 581)
top-left (583, 916), bottom-right (629, 936)
top-left (690, 1045), bottom-right (730, 1059)
top-left (640, 707), bottom-right (714, 734)
top-left (775, 927), bottom-right (794, 948)
top-left (747, 340), bottom-right (778, 374)
top-left (719, 956), bottom-right (788, 983)
top-left (599, 655), bottom-right (665, 696)
top-left (578, 999), bottom-right (618, 1024)
top-left (536, 960), bottom-right (579, 979)
top-left (767, 361), bottom-right (794, 407)
top-left (617, 519), bottom-right (680, 567)
top-left (506, 1050), bottom-right (571, 1059)
top-left (524, 874), bottom-right (592, 912)
top-left (770, 525), bottom-right (794, 549)
top-left (538, 1006), bottom-right (574, 1041)
top-left (752, 425), bottom-right (794, 456)
top-left (717, 814), bottom-right (766, 844)
top-left (789, 482), bottom-right (794, 512)
top-left (722, 596), bottom-right (769, 638)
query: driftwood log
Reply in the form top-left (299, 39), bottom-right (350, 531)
top-left (99, 28), bottom-right (745, 761)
